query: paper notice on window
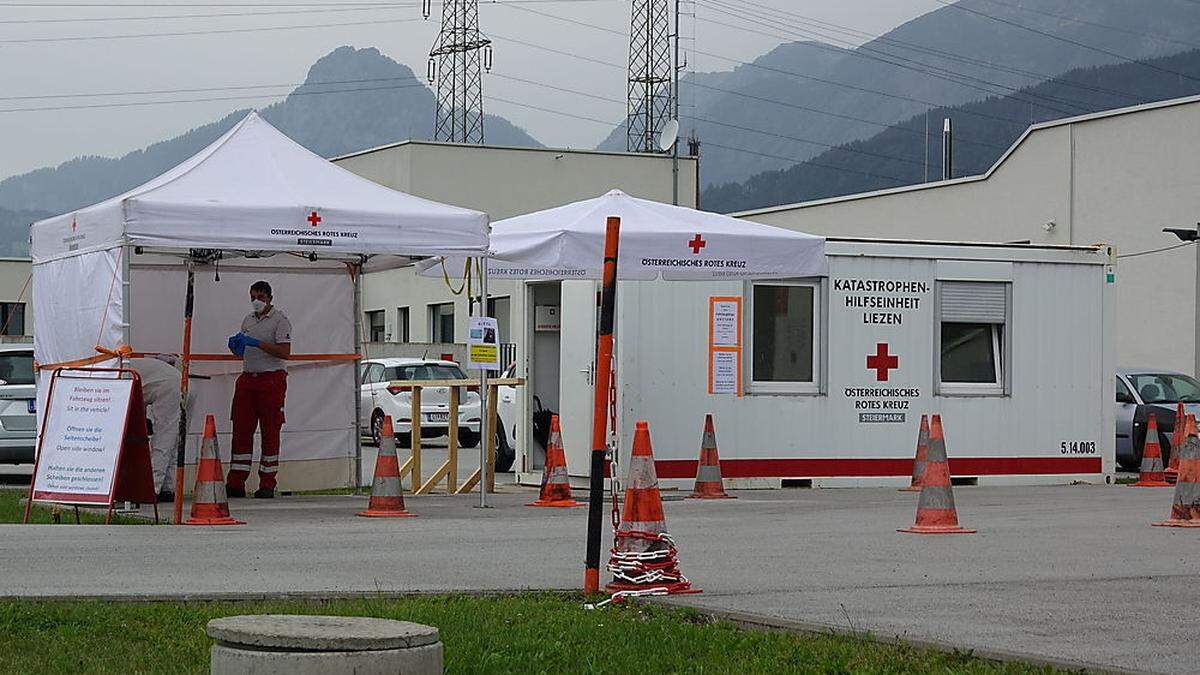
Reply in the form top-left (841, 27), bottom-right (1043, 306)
top-left (711, 299), bottom-right (740, 347)
top-left (32, 376), bottom-right (134, 504)
top-left (710, 350), bottom-right (739, 395)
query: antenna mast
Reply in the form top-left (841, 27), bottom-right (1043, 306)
top-left (424, 0), bottom-right (492, 144)
top-left (626, 0), bottom-right (672, 153)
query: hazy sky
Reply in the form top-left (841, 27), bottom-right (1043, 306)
top-left (0, 0), bottom-right (941, 179)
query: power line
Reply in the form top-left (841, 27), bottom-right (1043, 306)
top-left (934, 0), bottom-right (1200, 85)
top-left (968, 0), bottom-right (1200, 52)
top-left (1117, 242), bottom-right (1192, 259)
top-left (0, 15), bottom-right (423, 42)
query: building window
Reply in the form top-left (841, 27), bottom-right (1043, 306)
top-left (937, 281), bottom-right (1008, 395)
top-left (0, 303), bottom-right (24, 336)
top-left (749, 282), bottom-right (820, 393)
top-left (396, 307), bottom-right (410, 343)
top-left (430, 302), bottom-right (455, 343)
top-left (365, 310), bottom-right (385, 342)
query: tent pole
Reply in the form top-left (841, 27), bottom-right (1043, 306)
top-left (172, 263), bottom-right (195, 525)
top-left (353, 259), bottom-right (364, 492)
top-left (477, 258), bottom-right (490, 508)
top-left (584, 216), bottom-right (620, 594)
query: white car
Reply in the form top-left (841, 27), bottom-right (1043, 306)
top-left (0, 344), bottom-right (36, 464)
top-left (360, 358), bottom-right (483, 449)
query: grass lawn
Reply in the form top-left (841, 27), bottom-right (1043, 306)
top-left (0, 594), bottom-right (1059, 674)
top-left (0, 489), bottom-right (150, 525)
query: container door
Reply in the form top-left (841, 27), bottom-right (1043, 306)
top-left (558, 280), bottom-right (597, 476)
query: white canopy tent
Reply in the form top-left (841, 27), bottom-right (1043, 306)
top-left (419, 189), bottom-right (827, 280)
top-left (31, 111), bottom-right (489, 494)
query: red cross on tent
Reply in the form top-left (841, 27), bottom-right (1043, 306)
top-left (688, 234), bottom-right (706, 254)
top-left (307, 210), bottom-right (322, 227)
top-left (866, 343), bottom-right (899, 382)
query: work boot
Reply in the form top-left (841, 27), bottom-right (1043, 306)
top-left (226, 484), bottom-right (246, 498)
top-left (254, 487), bottom-right (275, 499)
top-left (156, 490), bottom-right (175, 504)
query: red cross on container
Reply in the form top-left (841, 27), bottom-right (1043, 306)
top-left (307, 210), bottom-right (322, 227)
top-left (688, 234), bottom-right (706, 254)
top-left (866, 343), bottom-right (899, 382)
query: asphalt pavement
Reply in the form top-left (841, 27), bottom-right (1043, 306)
top-left (2, 482), bottom-right (1196, 673)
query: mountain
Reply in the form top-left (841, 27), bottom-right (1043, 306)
top-left (0, 207), bottom-right (49, 257)
top-left (600, 0), bottom-right (1200, 188)
top-left (702, 48), bottom-right (1200, 214)
top-left (0, 46), bottom-right (540, 217)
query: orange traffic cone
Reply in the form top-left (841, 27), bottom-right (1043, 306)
top-left (183, 415), bottom-right (245, 526)
top-left (1166, 404), bottom-right (1186, 485)
top-left (1132, 413), bottom-right (1170, 487)
top-left (900, 414), bottom-right (930, 492)
top-left (689, 414), bottom-right (734, 499)
top-left (606, 421), bottom-right (699, 595)
top-left (357, 415), bottom-right (416, 518)
top-left (527, 415), bottom-right (583, 507)
top-left (1154, 415), bottom-right (1200, 528)
top-left (899, 414), bottom-right (974, 535)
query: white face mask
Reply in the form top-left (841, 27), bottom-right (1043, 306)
top-left (251, 299), bottom-right (267, 313)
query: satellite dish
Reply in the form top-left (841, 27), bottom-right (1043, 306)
top-left (658, 119), bottom-right (680, 152)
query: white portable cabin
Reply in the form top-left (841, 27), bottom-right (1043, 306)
top-left (512, 238), bottom-right (1116, 488)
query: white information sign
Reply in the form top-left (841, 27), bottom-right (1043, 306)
top-left (710, 351), bottom-right (739, 395)
top-left (467, 316), bottom-right (500, 372)
top-left (711, 300), bottom-right (740, 347)
top-left (32, 377), bottom-right (134, 504)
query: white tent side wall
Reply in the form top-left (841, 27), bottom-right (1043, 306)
top-left (129, 255), bottom-right (358, 491)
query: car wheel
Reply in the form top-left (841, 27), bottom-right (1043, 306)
top-left (370, 409), bottom-right (385, 446)
top-left (458, 429), bottom-right (481, 449)
top-left (494, 415), bottom-right (515, 473)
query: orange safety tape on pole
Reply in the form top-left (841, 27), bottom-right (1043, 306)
top-left (585, 215), bottom-right (621, 594)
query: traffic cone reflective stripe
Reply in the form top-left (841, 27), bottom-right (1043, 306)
top-left (528, 415), bottom-right (583, 507)
top-left (689, 414), bottom-right (734, 499)
top-left (606, 421), bottom-right (699, 595)
top-left (357, 415), bottom-right (416, 518)
top-left (900, 414), bottom-right (929, 492)
top-left (1154, 415), bottom-right (1200, 528)
top-left (1133, 413), bottom-right (1170, 487)
top-left (183, 414), bottom-right (245, 526)
top-left (899, 414), bottom-right (974, 535)
top-left (1166, 404), bottom-right (1186, 484)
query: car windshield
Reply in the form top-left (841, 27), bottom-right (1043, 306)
top-left (389, 364), bottom-right (467, 381)
top-left (0, 352), bottom-right (34, 385)
top-left (1127, 373), bottom-right (1200, 403)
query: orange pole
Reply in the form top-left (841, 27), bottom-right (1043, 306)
top-left (172, 268), bottom-right (195, 525)
top-left (584, 216), bottom-right (620, 593)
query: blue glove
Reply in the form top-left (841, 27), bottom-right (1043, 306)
top-left (241, 334), bottom-right (261, 348)
top-left (227, 333), bottom-right (246, 357)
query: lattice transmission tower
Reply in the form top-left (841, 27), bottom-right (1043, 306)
top-left (424, 0), bottom-right (492, 144)
top-left (626, 0), bottom-right (673, 153)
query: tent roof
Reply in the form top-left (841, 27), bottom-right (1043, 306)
top-left (421, 189), bottom-right (827, 281)
top-left (31, 112), bottom-right (488, 263)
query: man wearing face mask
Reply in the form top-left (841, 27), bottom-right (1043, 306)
top-left (225, 280), bottom-right (292, 499)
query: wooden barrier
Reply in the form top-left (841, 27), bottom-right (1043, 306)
top-left (379, 378), bottom-right (524, 495)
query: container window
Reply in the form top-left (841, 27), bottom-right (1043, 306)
top-left (937, 281), bottom-right (1008, 395)
top-left (749, 282), bottom-right (820, 393)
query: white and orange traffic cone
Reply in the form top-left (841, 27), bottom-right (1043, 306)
top-left (527, 415), bottom-right (583, 507)
top-left (899, 414), bottom-right (974, 535)
top-left (358, 415), bottom-right (416, 518)
top-left (606, 421), bottom-right (699, 595)
top-left (183, 414), bottom-right (245, 526)
top-left (689, 414), bottom-right (734, 499)
top-left (900, 414), bottom-right (930, 492)
top-left (1166, 404), bottom-right (1186, 485)
top-left (1132, 413), bottom-right (1170, 487)
top-left (1154, 415), bottom-right (1200, 528)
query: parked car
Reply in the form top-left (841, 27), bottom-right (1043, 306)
top-left (359, 358), bottom-right (518, 472)
top-left (1115, 368), bottom-right (1200, 471)
top-left (0, 345), bottom-right (36, 464)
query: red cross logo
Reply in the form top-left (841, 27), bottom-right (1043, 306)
top-left (70, 216), bottom-right (77, 233)
top-left (688, 234), bottom-right (706, 254)
top-left (866, 343), bottom-right (898, 382)
top-left (306, 210), bottom-right (322, 227)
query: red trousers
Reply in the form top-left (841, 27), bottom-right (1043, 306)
top-left (228, 370), bottom-right (287, 490)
